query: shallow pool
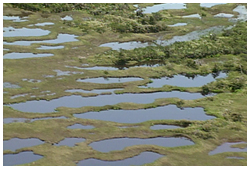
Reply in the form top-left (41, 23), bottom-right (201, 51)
top-left (3, 151), bottom-right (43, 166)
top-left (89, 137), bottom-right (194, 152)
top-left (139, 72), bottom-right (227, 88)
top-left (3, 53), bottom-right (54, 59)
top-left (6, 91), bottom-right (207, 113)
top-left (77, 151), bottom-right (163, 166)
top-left (77, 77), bottom-right (144, 83)
top-left (74, 105), bottom-right (215, 123)
top-left (3, 27), bottom-right (50, 37)
top-left (143, 3), bottom-right (186, 14)
top-left (3, 138), bottom-right (44, 152)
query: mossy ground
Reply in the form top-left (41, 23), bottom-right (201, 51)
top-left (3, 3), bottom-right (247, 166)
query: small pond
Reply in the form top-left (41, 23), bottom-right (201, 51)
top-left (53, 138), bottom-right (86, 147)
top-left (142, 3), bottom-right (186, 14)
top-left (61, 15), bottom-right (73, 21)
top-left (67, 124), bottom-right (95, 129)
top-left (150, 124), bottom-right (182, 130)
top-left (65, 88), bottom-right (123, 94)
top-left (3, 82), bottom-right (21, 88)
top-left (3, 15), bottom-right (28, 22)
top-left (11, 94), bottom-right (28, 99)
top-left (182, 14), bottom-right (201, 19)
top-left (209, 142), bottom-right (247, 155)
top-left (89, 137), bottom-right (194, 152)
top-left (168, 23), bottom-right (187, 27)
top-left (74, 105), bottom-right (215, 123)
top-left (29, 22), bottom-right (54, 26)
top-left (200, 3), bottom-right (227, 8)
top-left (226, 157), bottom-right (245, 159)
top-left (54, 69), bottom-right (83, 76)
top-left (99, 26), bottom-right (225, 50)
top-left (3, 151), bottom-right (43, 166)
top-left (230, 5), bottom-right (247, 22)
top-left (6, 91), bottom-right (207, 113)
top-left (3, 138), bottom-right (44, 152)
top-left (77, 77), bottom-right (143, 83)
top-left (3, 27), bottom-right (50, 37)
top-left (77, 151), bottom-right (163, 166)
top-left (99, 41), bottom-right (151, 50)
top-left (156, 26), bottom-right (225, 46)
top-left (214, 13), bottom-right (234, 18)
top-left (3, 33), bottom-right (78, 46)
top-left (3, 53), bottom-right (54, 59)
top-left (139, 72), bottom-right (227, 88)
top-left (3, 116), bottom-right (67, 124)
top-left (37, 45), bottom-right (64, 50)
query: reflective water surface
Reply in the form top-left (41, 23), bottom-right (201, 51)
top-left (89, 137), bottom-right (194, 152)
top-left (74, 105), bottom-right (215, 123)
top-left (6, 91), bottom-right (205, 113)
top-left (77, 151), bottom-right (164, 166)
top-left (150, 124), bottom-right (182, 130)
top-left (3, 27), bottom-right (50, 37)
top-left (139, 72), bottom-right (227, 88)
top-left (143, 3), bottom-right (186, 14)
top-left (77, 77), bottom-right (144, 83)
top-left (3, 151), bottom-right (43, 166)
top-left (3, 33), bottom-right (78, 46)
top-left (3, 138), bottom-right (44, 152)
top-left (209, 142), bottom-right (247, 155)
top-left (3, 53), bottom-right (54, 59)
top-left (67, 124), bottom-right (95, 129)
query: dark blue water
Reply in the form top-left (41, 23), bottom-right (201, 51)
top-left (77, 77), bottom-right (144, 83)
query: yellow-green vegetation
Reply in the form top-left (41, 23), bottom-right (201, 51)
top-left (3, 3), bottom-right (247, 166)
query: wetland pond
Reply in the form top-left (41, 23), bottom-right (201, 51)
top-left (74, 105), bottom-right (215, 123)
top-left (67, 124), bottom-right (95, 129)
top-left (3, 27), bottom-right (50, 37)
top-left (6, 91), bottom-right (206, 113)
top-left (3, 33), bottom-right (78, 46)
top-left (3, 15), bottom-right (28, 22)
top-left (4, 138), bottom-right (44, 152)
top-left (77, 77), bottom-right (143, 83)
top-left (209, 142), bottom-right (247, 155)
top-left (89, 137), bottom-right (194, 152)
top-left (3, 53), bottom-right (54, 59)
top-left (140, 72), bottom-right (227, 88)
top-left (142, 3), bottom-right (186, 14)
top-left (100, 26), bottom-right (225, 50)
top-left (77, 151), bottom-right (163, 166)
top-left (3, 151), bottom-right (43, 166)
top-left (3, 116), bottom-right (67, 124)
